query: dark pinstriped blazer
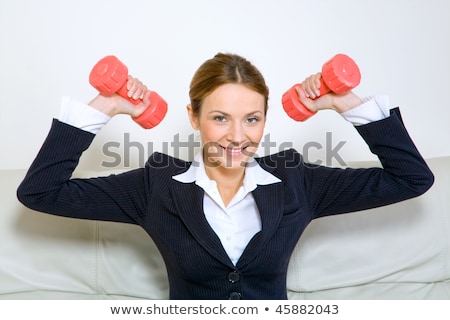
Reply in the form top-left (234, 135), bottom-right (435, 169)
top-left (17, 108), bottom-right (434, 299)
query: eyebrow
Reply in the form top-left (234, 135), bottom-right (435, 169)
top-left (208, 110), bottom-right (263, 117)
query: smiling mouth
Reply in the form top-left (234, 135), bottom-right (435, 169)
top-left (226, 148), bottom-right (244, 156)
top-left (220, 143), bottom-right (254, 157)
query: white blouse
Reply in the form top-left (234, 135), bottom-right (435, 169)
top-left (172, 151), bottom-right (280, 265)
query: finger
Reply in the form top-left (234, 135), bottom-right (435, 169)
top-left (302, 76), bottom-right (316, 98)
top-left (126, 76), bottom-right (138, 98)
top-left (307, 73), bottom-right (321, 98)
top-left (126, 75), bottom-right (132, 90)
top-left (313, 73), bottom-right (321, 96)
top-left (141, 90), bottom-right (152, 106)
top-left (130, 90), bottom-right (152, 118)
top-left (300, 79), bottom-right (309, 98)
top-left (127, 76), bottom-right (146, 100)
top-left (295, 85), bottom-right (317, 112)
top-left (139, 85), bottom-right (148, 99)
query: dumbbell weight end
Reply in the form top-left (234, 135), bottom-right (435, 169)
top-left (89, 55), bottom-right (167, 129)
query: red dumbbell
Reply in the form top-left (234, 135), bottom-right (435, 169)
top-left (89, 55), bottom-right (167, 129)
top-left (282, 54), bottom-right (361, 121)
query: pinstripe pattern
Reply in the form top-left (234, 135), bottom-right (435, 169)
top-left (17, 108), bottom-right (434, 299)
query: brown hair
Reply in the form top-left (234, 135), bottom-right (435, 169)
top-left (189, 53), bottom-right (269, 116)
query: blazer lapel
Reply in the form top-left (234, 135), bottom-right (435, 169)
top-left (237, 182), bottom-right (284, 268)
top-left (171, 182), bottom-right (234, 267)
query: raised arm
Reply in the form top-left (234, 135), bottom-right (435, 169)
top-left (294, 73), bottom-right (434, 217)
top-left (17, 76), bottom-right (154, 224)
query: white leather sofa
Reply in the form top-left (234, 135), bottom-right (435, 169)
top-left (1, 156), bottom-right (449, 300)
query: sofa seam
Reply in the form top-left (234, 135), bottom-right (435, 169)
top-left (94, 221), bottom-right (100, 295)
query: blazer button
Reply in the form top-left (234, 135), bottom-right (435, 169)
top-left (227, 271), bottom-right (240, 283)
top-left (228, 292), bottom-right (241, 300)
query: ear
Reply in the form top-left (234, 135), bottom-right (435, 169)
top-left (186, 104), bottom-right (200, 130)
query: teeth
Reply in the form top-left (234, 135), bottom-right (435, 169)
top-left (219, 144), bottom-right (250, 157)
top-left (226, 148), bottom-right (242, 155)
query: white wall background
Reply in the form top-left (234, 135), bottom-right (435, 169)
top-left (1, 0), bottom-right (449, 171)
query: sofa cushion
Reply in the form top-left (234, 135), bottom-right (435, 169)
top-left (0, 170), bottom-right (168, 299)
top-left (286, 157), bottom-right (450, 297)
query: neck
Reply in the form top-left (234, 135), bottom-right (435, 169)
top-left (205, 164), bottom-right (245, 187)
top-left (204, 162), bottom-right (246, 207)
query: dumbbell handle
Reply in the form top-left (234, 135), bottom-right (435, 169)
top-left (89, 55), bottom-right (167, 129)
top-left (282, 54), bottom-right (361, 121)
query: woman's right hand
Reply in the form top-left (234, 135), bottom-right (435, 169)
top-left (296, 73), bottom-right (363, 114)
top-left (88, 76), bottom-right (151, 118)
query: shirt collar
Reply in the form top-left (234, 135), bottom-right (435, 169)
top-left (172, 152), bottom-right (281, 193)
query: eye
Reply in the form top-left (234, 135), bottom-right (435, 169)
top-left (214, 115), bottom-right (227, 123)
top-left (245, 117), bottom-right (260, 124)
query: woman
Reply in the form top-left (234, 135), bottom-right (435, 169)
top-left (17, 53), bottom-right (434, 299)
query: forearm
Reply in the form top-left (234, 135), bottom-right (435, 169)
top-left (17, 96), bottom-right (104, 210)
top-left (17, 118), bottom-right (147, 224)
top-left (355, 107), bottom-right (434, 195)
top-left (307, 107), bottom-right (434, 218)
top-left (17, 119), bottom-right (95, 213)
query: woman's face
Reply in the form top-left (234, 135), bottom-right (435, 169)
top-left (188, 83), bottom-right (266, 171)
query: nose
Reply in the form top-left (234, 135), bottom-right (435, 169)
top-left (226, 122), bottom-right (245, 146)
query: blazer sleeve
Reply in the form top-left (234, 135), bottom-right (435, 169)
top-left (302, 107), bottom-right (434, 218)
top-left (17, 119), bottom-right (149, 225)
